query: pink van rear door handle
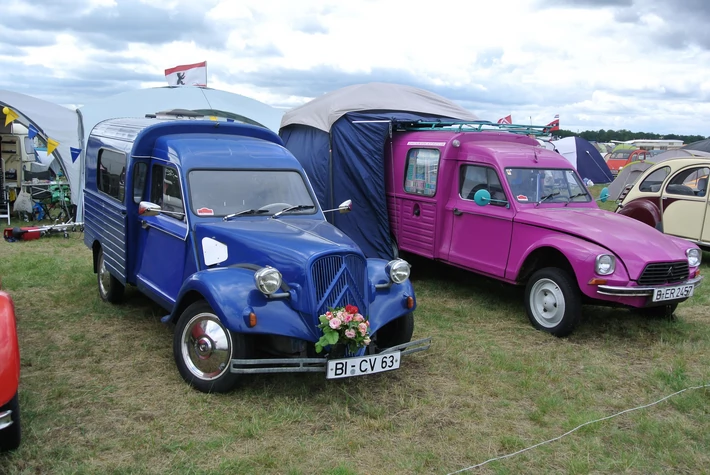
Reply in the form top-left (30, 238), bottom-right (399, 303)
top-left (453, 208), bottom-right (463, 216)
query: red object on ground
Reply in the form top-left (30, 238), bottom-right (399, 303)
top-left (3, 227), bottom-right (42, 241)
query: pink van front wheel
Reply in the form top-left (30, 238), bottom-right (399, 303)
top-left (524, 267), bottom-right (581, 337)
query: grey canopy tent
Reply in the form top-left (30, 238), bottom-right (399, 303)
top-left (607, 162), bottom-right (654, 201)
top-left (651, 148), bottom-right (710, 163)
top-left (280, 82), bottom-right (479, 259)
top-left (683, 139), bottom-right (710, 153)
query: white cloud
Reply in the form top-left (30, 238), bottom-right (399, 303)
top-left (0, 0), bottom-right (708, 136)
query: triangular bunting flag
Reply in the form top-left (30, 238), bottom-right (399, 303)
top-left (27, 123), bottom-right (39, 139)
top-left (46, 138), bottom-right (59, 156)
top-left (70, 147), bottom-right (82, 163)
top-left (3, 106), bottom-right (19, 126)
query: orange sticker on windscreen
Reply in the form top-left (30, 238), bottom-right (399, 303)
top-left (196, 207), bottom-right (214, 216)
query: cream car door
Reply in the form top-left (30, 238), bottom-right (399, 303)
top-left (661, 166), bottom-right (710, 241)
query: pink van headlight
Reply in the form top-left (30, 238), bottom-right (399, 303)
top-left (595, 254), bottom-right (616, 276)
top-left (687, 249), bottom-right (702, 268)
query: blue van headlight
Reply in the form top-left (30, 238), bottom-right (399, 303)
top-left (254, 266), bottom-right (282, 295)
top-left (386, 259), bottom-right (411, 284)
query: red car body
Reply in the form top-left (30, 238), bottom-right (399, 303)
top-left (607, 149), bottom-right (652, 176)
top-left (0, 290), bottom-right (21, 451)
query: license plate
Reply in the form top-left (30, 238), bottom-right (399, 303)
top-left (652, 284), bottom-right (694, 302)
top-left (326, 351), bottom-right (401, 379)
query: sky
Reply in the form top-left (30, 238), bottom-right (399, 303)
top-left (1, 0), bottom-right (709, 136)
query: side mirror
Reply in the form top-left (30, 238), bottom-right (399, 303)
top-left (338, 200), bottom-right (352, 214)
top-left (323, 199), bottom-right (353, 214)
top-left (473, 189), bottom-right (509, 207)
top-left (598, 187), bottom-right (609, 203)
top-left (138, 201), bottom-right (161, 216)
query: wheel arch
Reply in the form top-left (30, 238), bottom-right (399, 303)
top-left (617, 198), bottom-right (662, 229)
top-left (516, 246), bottom-right (575, 285)
top-left (91, 240), bottom-right (102, 274)
top-left (171, 290), bottom-right (207, 325)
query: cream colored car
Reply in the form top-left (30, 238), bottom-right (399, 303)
top-left (616, 158), bottom-right (710, 248)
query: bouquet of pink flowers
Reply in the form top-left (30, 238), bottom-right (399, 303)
top-left (315, 304), bottom-right (371, 354)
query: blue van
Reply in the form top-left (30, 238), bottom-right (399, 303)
top-left (82, 115), bottom-right (429, 393)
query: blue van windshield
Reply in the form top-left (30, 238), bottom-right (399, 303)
top-left (188, 170), bottom-right (316, 217)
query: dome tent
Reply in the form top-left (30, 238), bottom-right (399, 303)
top-left (280, 82), bottom-right (478, 259)
top-left (552, 136), bottom-right (614, 184)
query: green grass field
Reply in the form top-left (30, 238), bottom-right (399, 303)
top-left (0, 190), bottom-right (708, 474)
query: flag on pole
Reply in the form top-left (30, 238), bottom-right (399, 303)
top-left (164, 61), bottom-right (207, 87)
top-left (497, 115), bottom-right (512, 124)
top-left (544, 115), bottom-right (560, 133)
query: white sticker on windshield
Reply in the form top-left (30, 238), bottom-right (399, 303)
top-left (517, 195), bottom-right (528, 202)
top-left (196, 207), bottom-right (214, 216)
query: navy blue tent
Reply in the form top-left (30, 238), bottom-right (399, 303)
top-left (279, 83), bottom-right (479, 260)
top-left (553, 136), bottom-right (613, 184)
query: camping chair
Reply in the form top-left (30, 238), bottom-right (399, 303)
top-left (28, 182), bottom-right (71, 222)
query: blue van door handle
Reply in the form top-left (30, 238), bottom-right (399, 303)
top-left (141, 220), bottom-right (149, 229)
top-left (453, 208), bottom-right (463, 216)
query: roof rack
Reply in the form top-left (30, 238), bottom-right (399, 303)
top-left (394, 120), bottom-right (552, 136)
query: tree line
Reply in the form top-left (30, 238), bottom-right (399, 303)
top-left (555, 129), bottom-right (707, 144)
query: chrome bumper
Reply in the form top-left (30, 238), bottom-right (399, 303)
top-left (597, 275), bottom-right (703, 297)
top-left (230, 337), bottom-right (432, 374)
top-left (0, 409), bottom-right (13, 431)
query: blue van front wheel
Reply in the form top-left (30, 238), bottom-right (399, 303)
top-left (174, 301), bottom-right (249, 393)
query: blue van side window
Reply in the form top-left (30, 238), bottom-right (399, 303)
top-left (152, 164), bottom-right (184, 220)
top-left (132, 162), bottom-right (147, 204)
top-left (97, 149), bottom-right (126, 202)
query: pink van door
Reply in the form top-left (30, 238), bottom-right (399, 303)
top-left (443, 163), bottom-right (514, 277)
top-left (397, 148), bottom-right (441, 258)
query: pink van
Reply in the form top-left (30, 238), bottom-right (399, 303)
top-left (280, 86), bottom-right (702, 337)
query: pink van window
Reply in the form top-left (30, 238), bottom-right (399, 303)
top-left (404, 148), bottom-right (440, 196)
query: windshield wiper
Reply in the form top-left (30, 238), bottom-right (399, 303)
top-left (564, 191), bottom-right (588, 206)
top-left (535, 191), bottom-right (560, 207)
top-left (272, 205), bottom-right (315, 218)
top-left (223, 209), bottom-right (269, 221)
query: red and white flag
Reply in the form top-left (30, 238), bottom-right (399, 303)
top-left (497, 115), bottom-right (512, 124)
top-left (544, 115), bottom-right (560, 133)
top-left (165, 61), bottom-right (207, 87)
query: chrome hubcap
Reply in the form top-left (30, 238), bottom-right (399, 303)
top-left (181, 313), bottom-right (232, 381)
top-left (98, 254), bottom-right (111, 296)
top-left (530, 278), bottom-right (566, 328)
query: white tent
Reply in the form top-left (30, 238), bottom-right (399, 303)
top-left (0, 89), bottom-right (83, 206)
top-left (281, 82), bottom-right (479, 132)
top-left (79, 87), bottom-right (284, 139)
top-left (75, 87), bottom-right (285, 220)
top-left (2, 87), bottom-right (285, 221)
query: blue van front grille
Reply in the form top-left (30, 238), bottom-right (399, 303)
top-left (310, 254), bottom-right (368, 318)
